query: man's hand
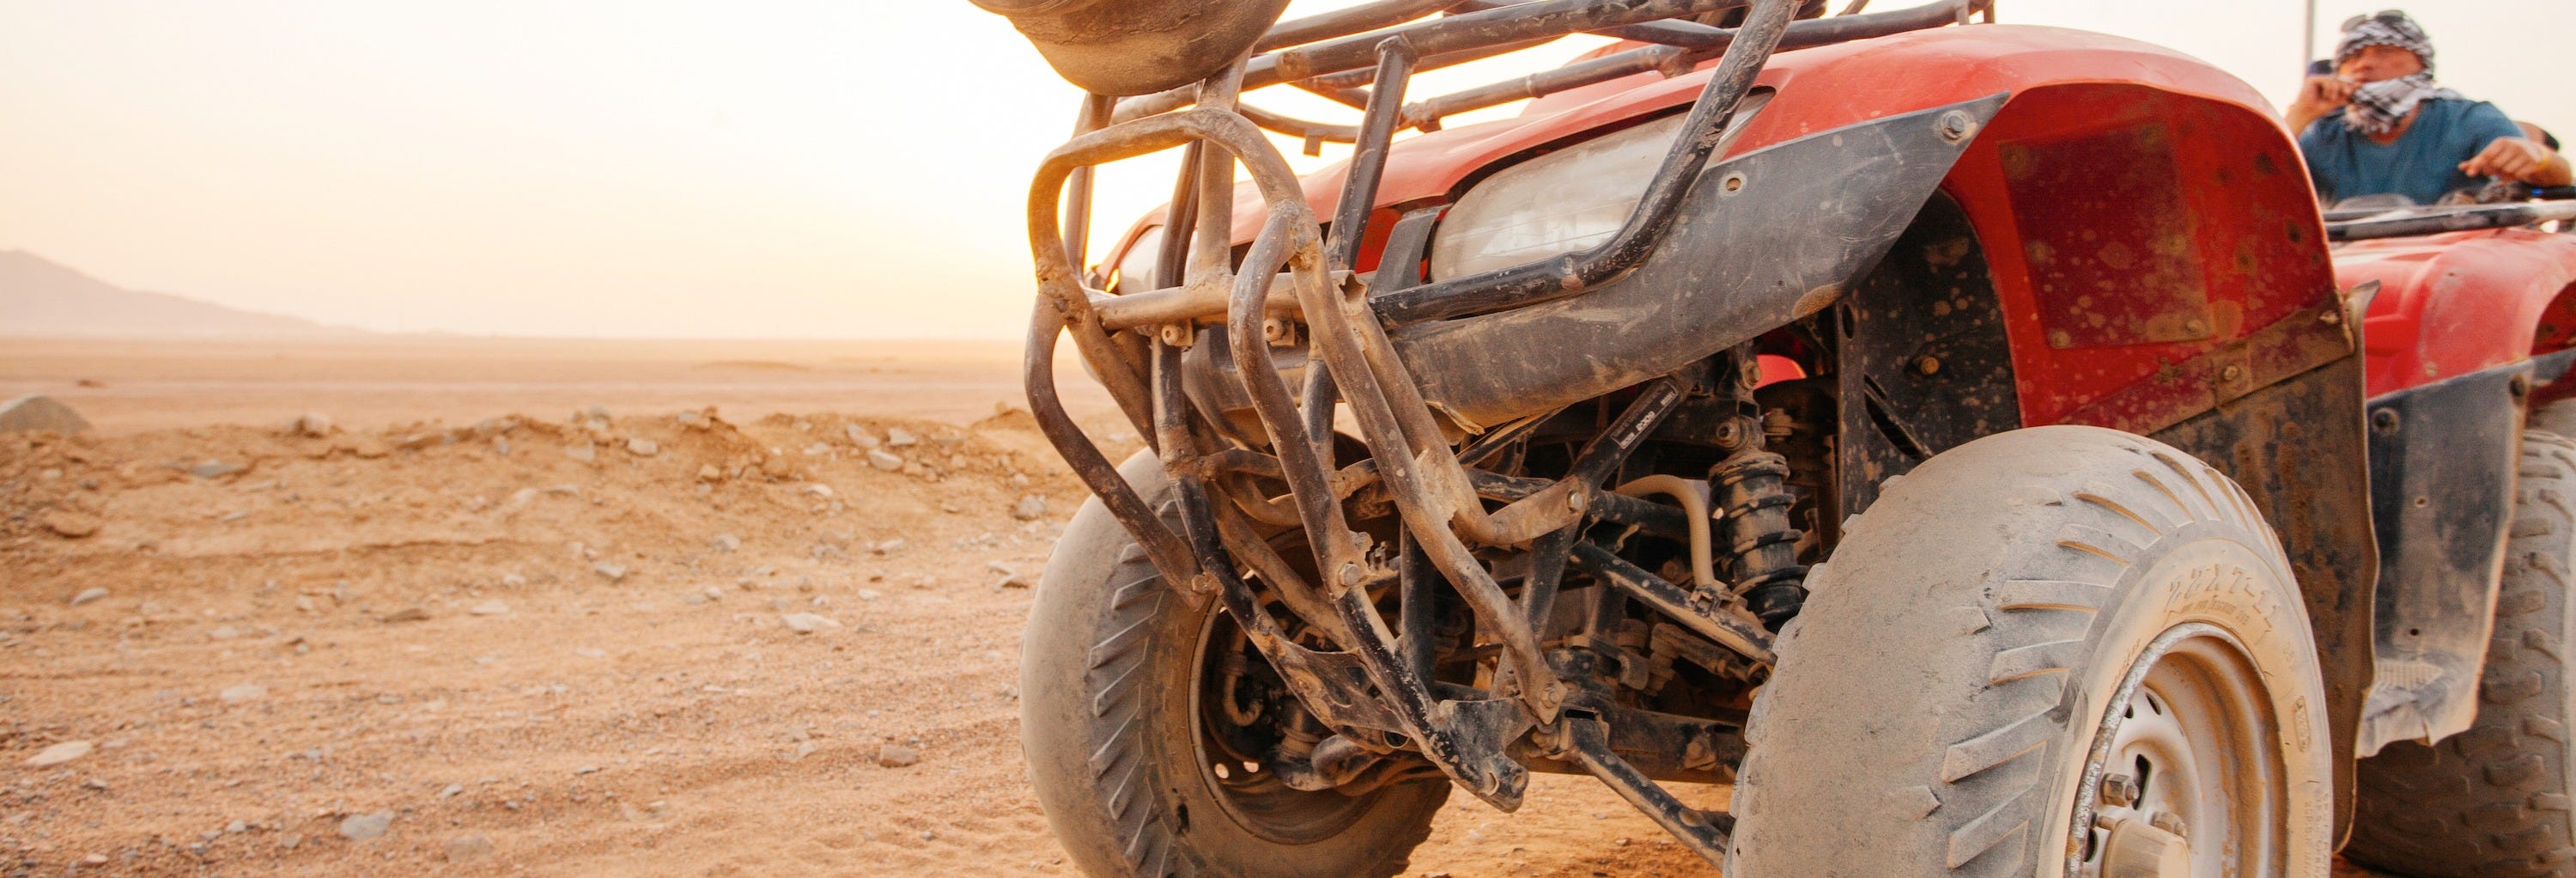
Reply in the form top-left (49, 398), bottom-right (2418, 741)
top-left (2462, 137), bottom-right (2575, 186)
top-left (2286, 75), bottom-right (2357, 133)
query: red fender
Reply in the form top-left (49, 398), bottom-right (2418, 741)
top-left (2333, 229), bottom-right (2576, 399)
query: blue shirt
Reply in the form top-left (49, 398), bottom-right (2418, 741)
top-left (2300, 98), bottom-right (2525, 205)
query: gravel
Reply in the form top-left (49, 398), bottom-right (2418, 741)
top-left (218, 684), bottom-right (267, 703)
top-left (592, 563), bottom-right (629, 582)
top-left (626, 438), bottom-right (660, 456)
top-left (469, 601), bottom-right (510, 616)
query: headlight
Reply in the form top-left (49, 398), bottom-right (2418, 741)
top-left (1112, 225), bottom-right (1164, 293)
top-left (1428, 113), bottom-right (1687, 281)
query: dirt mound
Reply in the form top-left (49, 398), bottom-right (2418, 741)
top-left (0, 407), bottom-right (1109, 875)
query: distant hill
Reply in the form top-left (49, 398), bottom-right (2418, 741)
top-left (0, 249), bottom-right (356, 337)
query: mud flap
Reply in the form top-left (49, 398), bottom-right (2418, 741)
top-left (2356, 354), bottom-right (2570, 755)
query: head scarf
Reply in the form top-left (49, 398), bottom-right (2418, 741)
top-left (2334, 11), bottom-right (2460, 137)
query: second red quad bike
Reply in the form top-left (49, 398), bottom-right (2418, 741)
top-left (981, 0), bottom-right (2576, 874)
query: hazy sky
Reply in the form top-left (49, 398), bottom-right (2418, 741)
top-left (3, 1), bottom-right (2569, 338)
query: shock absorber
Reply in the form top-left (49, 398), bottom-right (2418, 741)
top-left (1710, 346), bottom-right (1808, 629)
top-left (1713, 448), bottom-right (1807, 627)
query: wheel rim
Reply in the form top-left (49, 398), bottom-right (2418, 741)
top-left (2069, 622), bottom-right (2289, 877)
top-left (1186, 603), bottom-right (1382, 844)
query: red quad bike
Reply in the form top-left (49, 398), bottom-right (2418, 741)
top-left (980, 0), bottom-right (2576, 875)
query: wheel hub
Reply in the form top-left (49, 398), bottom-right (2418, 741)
top-left (2097, 807), bottom-right (2191, 878)
top-left (2070, 622), bottom-right (2287, 877)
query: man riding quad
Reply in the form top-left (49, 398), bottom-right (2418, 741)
top-left (2286, 9), bottom-right (2571, 206)
top-left (977, 1), bottom-right (2576, 874)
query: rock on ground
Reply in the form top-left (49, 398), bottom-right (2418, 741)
top-left (68, 587), bottom-right (108, 606)
top-left (0, 394), bottom-right (90, 434)
top-left (41, 511), bottom-right (100, 539)
top-left (338, 812), bottom-right (393, 842)
top-left (877, 745), bottom-right (920, 768)
top-left (446, 833), bottom-right (495, 862)
top-left (780, 613), bottom-right (839, 634)
top-left (1011, 495), bottom-right (1048, 521)
top-left (23, 741), bottom-right (93, 767)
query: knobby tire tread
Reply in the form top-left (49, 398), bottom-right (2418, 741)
top-left (1731, 427), bottom-right (2312, 876)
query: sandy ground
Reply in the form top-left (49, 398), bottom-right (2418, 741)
top-left (0, 338), bottom-right (1100, 437)
top-left (1, 338), bottom-right (2394, 876)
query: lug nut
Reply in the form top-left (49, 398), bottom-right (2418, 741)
top-left (2100, 773), bottom-right (2140, 808)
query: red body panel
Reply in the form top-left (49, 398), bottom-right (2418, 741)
top-left (2331, 230), bottom-right (2576, 398)
top-left (1227, 25), bottom-right (2281, 246)
top-left (1119, 24), bottom-right (2357, 435)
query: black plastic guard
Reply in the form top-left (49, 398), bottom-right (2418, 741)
top-left (1389, 93), bottom-right (2008, 433)
top-left (2356, 356), bottom-right (2557, 756)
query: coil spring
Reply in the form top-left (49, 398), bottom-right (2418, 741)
top-left (1712, 449), bottom-right (1807, 628)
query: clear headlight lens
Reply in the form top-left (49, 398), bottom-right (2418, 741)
top-left (1428, 113), bottom-right (1687, 281)
top-left (1112, 225), bottom-right (1164, 293)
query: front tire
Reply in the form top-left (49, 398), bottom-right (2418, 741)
top-left (1020, 454), bottom-right (1449, 878)
top-left (1728, 426), bottom-right (2336, 876)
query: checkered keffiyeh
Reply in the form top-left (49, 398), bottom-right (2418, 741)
top-left (2335, 14), bottom-right (2460, 137)
top-left (2342, 73), bottom-right (2461, 137)
top-left (2336, 13), bottom-right (2436, 71)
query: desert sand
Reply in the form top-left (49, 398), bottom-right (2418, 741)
top-left (1, 338), bottom-right (2393, 876)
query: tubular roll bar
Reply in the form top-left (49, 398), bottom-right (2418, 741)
top-left (1020, 0), bottom-right (1986, 839)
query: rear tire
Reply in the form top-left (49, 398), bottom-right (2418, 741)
top-left (1020, 453), bottom-right (1449, 878)
top-left (1728, 425), bottom-right (2336, 876)
top-left (2344, 431), bottom-right (2576, 878)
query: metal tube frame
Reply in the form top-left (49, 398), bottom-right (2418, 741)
top-left (1018, 0), bottom-right (1986, 855)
